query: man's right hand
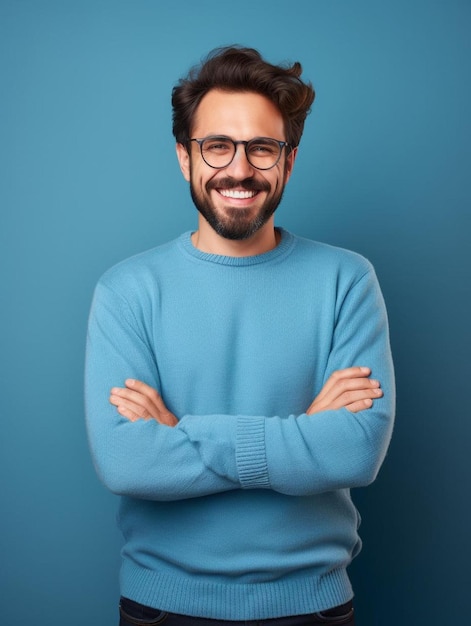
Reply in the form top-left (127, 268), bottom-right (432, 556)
top-left (306, 367), bottom-right (383, 415)
top-left (109, 379), bottom-right (178, 426)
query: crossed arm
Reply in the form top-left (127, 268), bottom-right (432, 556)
top-left (86, 265), bottom-right (394, 500)
top-left (109, 366), bottom-right (384, 425)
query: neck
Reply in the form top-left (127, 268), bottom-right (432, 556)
top-left (191, 220), bottom-right (280, 257)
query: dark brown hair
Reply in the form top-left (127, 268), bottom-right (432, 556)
top-left (172, 46), bottom-right (315, 148)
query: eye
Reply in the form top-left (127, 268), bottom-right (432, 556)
top-left (203, 138), bottom-right (232, 153)
top-left (248, 140), bottom-right (279, 157)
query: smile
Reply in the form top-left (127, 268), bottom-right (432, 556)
top-left (218, 189), bottom-right (258, 199)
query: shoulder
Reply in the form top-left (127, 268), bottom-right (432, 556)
top-left (285, 230), bottom-right (374, 279)
top-left (90, 234), bottom-right (191, 313)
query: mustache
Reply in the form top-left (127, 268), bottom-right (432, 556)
top-left (206, 177), bottom-right (271, 193)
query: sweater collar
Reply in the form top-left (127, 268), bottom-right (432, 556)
top-left (178, 228), bottom-right (295, 267)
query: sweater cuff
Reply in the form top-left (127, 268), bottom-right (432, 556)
top-left (236, 416), bottom-right (270, 489)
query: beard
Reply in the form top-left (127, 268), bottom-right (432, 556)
top-left (189, 173), bottom-right (286, 241)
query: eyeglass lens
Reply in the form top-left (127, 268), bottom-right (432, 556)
top-left (200, 137), bottom-right (283, 169)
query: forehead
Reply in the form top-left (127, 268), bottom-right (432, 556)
top-left (192, 89), bottom-right (285, 140)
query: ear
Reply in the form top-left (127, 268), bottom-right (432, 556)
top-left (176, 143), bottom-right (191, 182)
top-left (284, 146), bottom-right (298, 183)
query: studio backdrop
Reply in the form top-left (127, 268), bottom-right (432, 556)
top-left (1, 1), bottom-right (469, 624)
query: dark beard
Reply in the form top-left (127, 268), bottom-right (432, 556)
top-left (189, 175), bottom-right (285, 241)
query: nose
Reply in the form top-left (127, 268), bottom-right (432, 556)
top-left (224, 143), bottom-right (255, 179)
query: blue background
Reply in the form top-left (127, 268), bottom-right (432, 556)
top-left (1, 1), bottom-right (470, 624)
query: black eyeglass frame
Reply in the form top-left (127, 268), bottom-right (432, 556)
top-left (188, 136), bottom-right (292, 171)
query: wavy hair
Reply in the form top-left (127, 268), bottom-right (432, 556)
top-left (172, 46), bottom-right (315, 149)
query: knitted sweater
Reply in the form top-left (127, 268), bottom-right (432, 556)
top-left (85, 228), bottom-right (395, 620)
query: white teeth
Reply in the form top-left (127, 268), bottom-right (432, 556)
top-left (219, 189), bottom-right (256, 199)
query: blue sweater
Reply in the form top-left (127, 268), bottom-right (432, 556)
top-left (85, 229), bottom-right (395, 620)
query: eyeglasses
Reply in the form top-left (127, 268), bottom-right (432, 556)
top-left (189, 136), bottom-right (291, 170)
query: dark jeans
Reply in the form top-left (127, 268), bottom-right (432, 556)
top-left (119, 597), bottom-right (355, 626)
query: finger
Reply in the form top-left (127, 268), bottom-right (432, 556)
top-left (110, 394), bottom-right (153, 420)
top-left (306, 385), bottom-right (382, 414)
top-left (110, 395), bottom-right (174, 424)
top-left (110, 386), bottom-right (161, 417)
top-left (114, 403), bottom-right (145, 422)
top-left (346, 398), bottom-right (374, 413)
top-left (330, 366), bottom-right (372, 378)
top-left (334, 387), bottom-right (383, 409)
top-left (125, 379), bottom-right (164, 405)
top-left (124, 380), bottom-right (178, 426)
top-left (110, 381), bottom-right (178, 426)
top-left (313, 375), bottom-right (381, 409)
top-left (315, 367), bottom-right (372, 402)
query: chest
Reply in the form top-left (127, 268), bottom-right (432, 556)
top-left (148, 267), bottom-right (337, 416)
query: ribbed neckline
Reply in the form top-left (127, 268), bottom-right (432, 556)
top-left (177, 228), bottom-right (295, 267)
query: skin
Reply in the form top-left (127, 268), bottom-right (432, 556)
top-left (176, 89), bottom-right (297, 257)
top-left (110, 368), bottom-right (383, 426)
top-left (110, 89), bottom-right (383, 423)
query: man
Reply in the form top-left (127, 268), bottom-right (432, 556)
top-left (85, 46), bottom-right (395, 625)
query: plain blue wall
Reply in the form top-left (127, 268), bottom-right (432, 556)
top-left (1, 1), bottom-right (470, 624)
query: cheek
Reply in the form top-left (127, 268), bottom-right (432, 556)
top-left (270, 170), bottom-right (285, 193)
top-left (189, 162), bottom-right (201, 185)
top-left (190, 167), bottom-right (212, 194)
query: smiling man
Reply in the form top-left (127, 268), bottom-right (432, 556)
top-left (179, 89), bottom-right (293, 251)
top-left (85, 47), bottom-right (395, 626)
